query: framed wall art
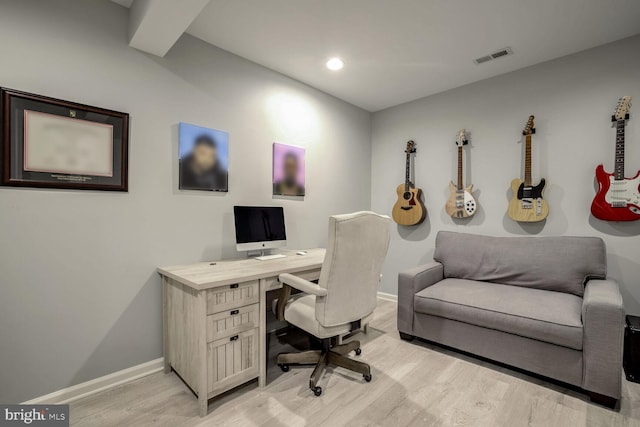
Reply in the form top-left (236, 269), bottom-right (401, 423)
top-left (273, 142), bottom-right (305, 196)
top-left (0, 87), bottom-right (129, 191)
top-left (178, 122), bottom-right (229, 192)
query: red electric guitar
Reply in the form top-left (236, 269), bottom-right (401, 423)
top-left (591, 96), bottom-right (640, 221)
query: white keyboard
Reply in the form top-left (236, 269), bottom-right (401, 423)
top-left (255, 254), bottom-right (287, 261)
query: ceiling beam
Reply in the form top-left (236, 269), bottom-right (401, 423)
top-left (128, 0), bottom-right (211, 57)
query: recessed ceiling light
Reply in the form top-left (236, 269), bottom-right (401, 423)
top-left (326, 57), bottom-right (344, 71)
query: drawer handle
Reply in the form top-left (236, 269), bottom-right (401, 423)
top-left (230, 283), bottom-right (239, 289)
top-left (230, 309), bottom-right (239, 315)
top-left (230, 335), bottom-right (239, 341)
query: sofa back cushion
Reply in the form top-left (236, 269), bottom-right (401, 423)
top-left (433, 231), bottom-right (606, 296)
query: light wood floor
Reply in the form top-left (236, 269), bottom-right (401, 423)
top-left (70, 299), bottom-right (640, 426)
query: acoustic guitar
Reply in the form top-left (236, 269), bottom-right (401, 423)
top-left (507, 115), bottom-right (549, 222)
top-left (591, 96), bottom-right (640, 221)
top-left (392, 140), bottom-right (426, 226)
top-left (446, 129), bottom-right (477, 218)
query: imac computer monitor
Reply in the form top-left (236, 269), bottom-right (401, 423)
top-left (234, 206), bottom-right (287, 253)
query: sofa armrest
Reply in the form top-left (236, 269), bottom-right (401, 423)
top-left (397, 261), bottom-right (444, 335)
top-left (582, 279), bottom-right (625, 399)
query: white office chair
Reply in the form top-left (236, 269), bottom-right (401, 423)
top-left (275, 211), bottom-right (391, 396)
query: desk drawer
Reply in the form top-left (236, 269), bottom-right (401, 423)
top-left (264, 268), bottom-right (322, 291)
top-left (207, 328), bottom-right (259, 395)
top-left (206, 280), bottom-right (259, 314)
top-left (207, 303), bottom-right (259, 342)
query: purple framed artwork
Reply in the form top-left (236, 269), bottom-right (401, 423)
top-left (273, 142), bottom-right (305, 196)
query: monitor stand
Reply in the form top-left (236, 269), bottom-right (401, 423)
top-left (252, 249), bottom-right (286, 261)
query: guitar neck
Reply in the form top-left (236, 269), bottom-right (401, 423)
top-left (524, 134), bottom-right (532, 186)
top-left (457, 146), bottom-right (463, 190)
top-left (614, 119), bottom-right (626, 180)
top-left (404, 152), bottom-right (411, 191)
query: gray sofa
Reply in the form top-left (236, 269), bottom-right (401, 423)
top-left (397, 231), bottom-right (625, 407)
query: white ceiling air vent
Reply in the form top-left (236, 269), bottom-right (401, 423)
top-left (473, 47), bottom-right (513, 65)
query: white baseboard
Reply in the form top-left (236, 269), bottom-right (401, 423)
top-left (23, 293), bottom-right (396, 405)
top-left (22, 358), bottom-right (164, 405)
top-left (377, 291), bottom-right (398, 303)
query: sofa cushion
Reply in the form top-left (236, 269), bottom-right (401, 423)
top-left (433, 231), bottom-right (606, 296)
top-left (414, 278), bottom-right (584, 350)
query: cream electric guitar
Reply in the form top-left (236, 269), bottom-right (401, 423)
top-left (445, 130), bottom-right (476, 218)
top-left (507, 115), bottom-right (549, 222)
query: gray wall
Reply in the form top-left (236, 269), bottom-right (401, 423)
top-left (2, 0), bottom-right (639, 406)
top-left (0, 0), bottom-right (372, 403)
top-left (372, 35), bottom-right (640, 314)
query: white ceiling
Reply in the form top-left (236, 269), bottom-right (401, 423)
top-left (113, 0), bottom-right (640, 112)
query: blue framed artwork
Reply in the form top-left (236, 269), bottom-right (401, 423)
top-left (178, 122), bottom-right (228, 192)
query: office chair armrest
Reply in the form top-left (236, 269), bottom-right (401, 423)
top-left (276, 274), bottom-right (328, 321)
top-left (279, 273), bottom-right (328, 297)
top-left (276, 284), bottom-right (292, 321)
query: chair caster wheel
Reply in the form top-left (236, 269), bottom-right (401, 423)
top-left (279, 364), bottom-right (290, 372)
top-left (312, 386), bottom-right (322, 396)
top-left (363, 374), bottom-right (372, 382)
top-left (355, 348), bottom-right (362, 356)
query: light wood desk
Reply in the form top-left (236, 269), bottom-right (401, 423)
top-left (157, 248), bottom-right (325, 417)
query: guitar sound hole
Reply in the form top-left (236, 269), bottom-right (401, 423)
top-left (403, 192), bottom-right (412, 200)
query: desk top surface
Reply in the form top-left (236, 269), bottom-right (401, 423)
top-left (158, 248), bottom-right (326, 290)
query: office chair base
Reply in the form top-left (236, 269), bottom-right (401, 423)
top-left (277, 340), bottom-right (371, 396)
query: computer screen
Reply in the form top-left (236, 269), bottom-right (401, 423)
top-left (233, 206), bottom-right (287, 251)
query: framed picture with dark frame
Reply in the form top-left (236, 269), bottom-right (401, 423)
top-left (1, 87), bottom-right (129, 191)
